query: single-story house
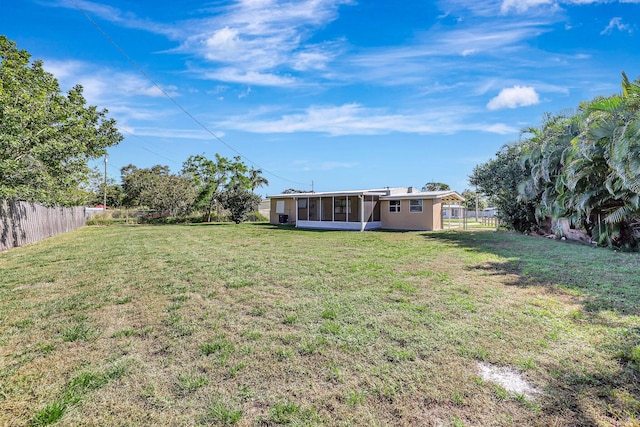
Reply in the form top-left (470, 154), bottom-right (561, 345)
top-left (268, 187), bottom-right (465, 231)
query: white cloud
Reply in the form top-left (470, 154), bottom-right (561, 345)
top-left (178, 0), bottom-right (352, 85)
top-left (500, 0), bottom-right (553, 13)
top-left (317, 161), bottom-right (359, 171)
top-left (203, 68), bottom-right (297, 86)
top-left (48, 0), bottom-right (352, 86)
top-left (600, 17), bottom-right (632, 35)
top-left (487, 86), bottom-right (540, 110)
top-left (203, 27), bottom-right (242, 61)
top-left (500, 0), bottom-right (639, 14)
top-left (51, 0), bottom-right (180, 37)
top-left (127, 127), bottom-right (213, 140)
top-left (484, 123), bottom-right (520, 133)
top-left (217, 103), bottom-right (518, 136)
top-left (238, 87), bottom-right (252, 99)
top-left (43, 59), bottom-right (179, 101)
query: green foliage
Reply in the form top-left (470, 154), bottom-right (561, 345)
top-left (461, 189), bottom-right (487, 210)
top-left (120, 164), bottom-right (196, 215)
top-left (0, 36), bottom-right (122, 206)
top-left (282, 188), bottom-right (311, 194)
top-left (245, 211), bottom-right (268, 222)
top-left (181, 154), bottom-right (231, 222)
top-left (181, 154), bottom-right (266, 222)
top-left (222, 184), bottom-right (262, 224)
top-left (470, 142), bottom-right (538, 232)
top-left (517, 73), bottom-right (640, 248)
top-left (422, 182), bottom-right (450, 191)
top-left (85, 166), bottom-right (123, 207)
top-left (474, 73), bottom-right (640, 247)
top-left (248, 167), bottom-right (268, 193)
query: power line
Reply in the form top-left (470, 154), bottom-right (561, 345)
top-left (70, 0), bottom-right (310, 188)
top-left (119, 128), bottom-right (182, 166)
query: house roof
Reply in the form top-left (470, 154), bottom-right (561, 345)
top-left (381, 190), bottom-right (464, 203)
top-left (269, 187), bottom-right (465, 203)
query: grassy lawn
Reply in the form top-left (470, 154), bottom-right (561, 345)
top-left (1, 224), bottom-right (638, 426)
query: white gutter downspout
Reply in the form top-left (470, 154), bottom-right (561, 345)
top-left (294, 196), bottom-right (298, 228)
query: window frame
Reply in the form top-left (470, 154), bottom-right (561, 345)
top-left (409, 199), bottom-right (423, 213)
top-left (389, 200), bottom-right (401, 213)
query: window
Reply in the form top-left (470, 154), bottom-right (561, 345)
top-left (409, 199), bottom-right (423, 213)
top-left (275, 200), bottom-right (285, 214)
top-left (334, 197), bottom-right (348, 214)
top-left (389, 200), bottom-right (400, 213)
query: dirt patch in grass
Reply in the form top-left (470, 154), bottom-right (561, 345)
top-left (478, 362), bottom-right (540, 398)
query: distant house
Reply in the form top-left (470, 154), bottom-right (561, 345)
top-left (85, 206), bottom-right (105, 219)
top-left (268, 187), bottom-right (464, 231)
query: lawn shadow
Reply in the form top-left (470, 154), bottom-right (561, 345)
top-left (423, 229), bottom-right (640, 425)
top-left (422, 229), bottom-right (640, 316)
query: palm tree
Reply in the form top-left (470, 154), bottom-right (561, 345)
top-left (249, 167), bottom-right (269, 193)
top-left (518, 111), bottom-right (580, 222)
top-left (517, 73), bottom-right (640, 247)
top-left (566, 75), bottom-right (640, 247)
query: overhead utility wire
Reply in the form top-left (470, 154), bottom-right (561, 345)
top-left (71, 0), bottom-right (309, 188)
top-left (119, 128), bottom-right (182, 166)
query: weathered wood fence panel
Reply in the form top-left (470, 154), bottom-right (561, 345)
top-left (0, 200), bottom-right (85, 252)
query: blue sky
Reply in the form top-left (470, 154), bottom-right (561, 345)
top-left (3, 0), bottom-right (639, 196)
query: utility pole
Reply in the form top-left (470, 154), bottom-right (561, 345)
top-left (103, 154), bottom-right (108, 211)
top-left (475, 185), bottom-right (479, 222)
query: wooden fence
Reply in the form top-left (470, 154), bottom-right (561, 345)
top-left (481, 217), bottom-right (501, 228)
top-left (0, 200), bottom-right (85, 252)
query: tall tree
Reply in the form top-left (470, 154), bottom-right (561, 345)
top-left (476, 72), bottom-right (640, 247)
top-left (470, 142), bottom-right (538, 232)
top-left (0, 36), bottom-right (122, 206)
top-left (85, 166), bottom-right (123, 208)
top-left (182, 154), bottom-right (231, 222)
top-left (422, 182), bottom-right (450, 192)
top-left (461, 189), bottom-right (487, 211)
top-left (222, 183), bottom-right (262, 224)
top-left (249, 167), bottom-right (269, 193)
top-left (282, 188), bottom-right (310, 194)
top-left (517, 111), bottom-right (580, 222)
top-left (120, 164), bottom-right (195, 215)
top-left (121, 164), bottom-right (170, 208)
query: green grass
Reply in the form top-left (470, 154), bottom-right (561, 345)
top-left (1, 223), bottom-right (639, 425)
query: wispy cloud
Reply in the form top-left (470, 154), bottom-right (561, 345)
top-left (500, 0), bottom-right (555, 14)
top-left (301, 161), bottom-right (359, 172)
top-left (127, 126), bottom-right (214, 140)
top-left (45, 0), bottom-right (352, 87)
top-left (175, 0), bottom-right (352, 85)
top-left (45, 0), bottom-right (181, 37)
top-left (44, 59), bottom-right (179, 101)
top-left (202, 68), bottom-right (297, 86)
top-left (487, 86), bottom-right (540, 110)
top-left (499, 0), bottom-right (639, 14)
top-left (217, 103), bottom-right (518, 136)
top-left (41, 58), bottom-right (180, 127)
top-left (600, 17), bottom-right (632, 35)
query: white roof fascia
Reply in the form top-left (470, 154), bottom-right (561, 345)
top-left (269, 189), bottom-right (389, 198)
top-left (381, 191), bottom-right (465, 202)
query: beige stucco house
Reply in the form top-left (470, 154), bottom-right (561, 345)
top-left (268, 187), bottom-right (464, 231)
